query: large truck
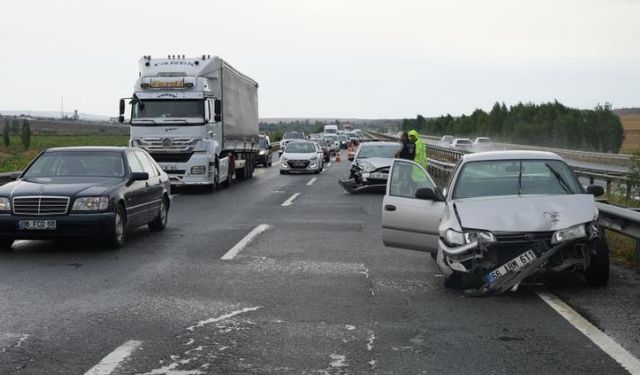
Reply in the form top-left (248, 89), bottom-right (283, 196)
top-left (118, 55), bottom-right (259, 191)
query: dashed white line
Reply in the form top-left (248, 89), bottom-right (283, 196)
top-left (326, 162), bottom-right (332, 167)
top-left (273, 160), bottom-right (281, 166)
top-left (536, 290), bottom-right (640, 374)
top-left (186, 306), bottom-right (262, 331)
top-left (221, 224), bottom-right (271, 260)
top-left (281, 193), bottom-right (301, 207)
top-left (307, 177), bottom-right (317, 186)
top-left (84, 340), bottom-right (142, 375)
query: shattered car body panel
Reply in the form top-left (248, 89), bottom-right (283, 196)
top-left (340, 142), bottom-right (399, 194)
top-left (381, 151), bottom-right (609, 295)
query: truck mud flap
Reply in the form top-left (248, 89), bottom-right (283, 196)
top-left (338, 178), bottom-right (385, 194)
top-left (467, 243), bottom-right (565, 296)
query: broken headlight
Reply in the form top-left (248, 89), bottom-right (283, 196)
top-left (358, 161), bottom-right (376, 173)
top-left (551, 224), bottom-right (586, 244)
top-left (444, 229), bottom-right (466, 246)
top-left (464, 231), bottom-right (496, 244)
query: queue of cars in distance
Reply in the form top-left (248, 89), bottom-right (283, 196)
top-left (0, 147), bottom-right (171, 250)
top-left (381, 150), bottom-right (608, 295)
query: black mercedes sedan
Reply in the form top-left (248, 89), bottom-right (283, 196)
top-left (0, 147), bottom-right (171, 250)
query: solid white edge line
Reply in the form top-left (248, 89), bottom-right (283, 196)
top-left (536, 290), bottom-right (640, 374)
top-left (274, 160), bottom-right (281, 166)
top-left (221, 224), bottom-right (271, 260)
top-left (84, 340), bottom-right (142, 375)
top-left (281, 193), bottom-right (301, 207)
top-left (307, 177), bottom-right (317, 186)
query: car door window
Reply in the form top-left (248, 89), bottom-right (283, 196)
top-left (135, 151), bottom-right (158, 177)
top-left (126, 151), bottom-right (144, 173)
top-left (389, 160), bottom-right (436, 199)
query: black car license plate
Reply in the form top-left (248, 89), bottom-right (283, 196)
top-left (18, 220), bottom-right (57, 230)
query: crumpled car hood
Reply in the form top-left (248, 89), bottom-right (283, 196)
top-left (454, 194), bottom-right (598, 232)
top-left (356, 157), bottom-right (393, 169)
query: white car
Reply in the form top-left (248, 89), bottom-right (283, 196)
top-left (381, 151), bottom-right (608, 295)
top-left (473, 137), bottom-right (493, 151)
top-left (439, 135), bottom-right (454, 147)
top-left (450, 138), bottom-right (473, 152)
top-left (280, 141), bottom-right (324, 174)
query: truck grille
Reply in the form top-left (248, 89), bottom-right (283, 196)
top-left (13, 196), bottom-right (70, 216)
top-left (150, 152), bottom-right (194, 163)
top-left (138, 137), bottom-right (199, 152)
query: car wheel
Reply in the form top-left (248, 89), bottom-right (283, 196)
top-left (585, 235), bottom-right (610, 286)
top-left (108, 205), bottom-right (126, 249)
top-left (0, 237), bottom-right (14, 251)
top-left (280, 170), bottom-right (287, 175)
top-left (149, 196), bottom-right (169, 232)
top-left (443, 272), bottom-right (463, 289)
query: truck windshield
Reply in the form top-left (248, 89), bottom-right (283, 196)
top-left (132, 100), bottom-right (203, 121)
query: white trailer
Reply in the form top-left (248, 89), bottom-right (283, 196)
top-left (119, 55), bottom-right (260, 191)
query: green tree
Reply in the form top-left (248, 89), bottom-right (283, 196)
top-left (21, 120), bottom-right (31, 149)
top-left (2, 120), bottom-right (10, 147)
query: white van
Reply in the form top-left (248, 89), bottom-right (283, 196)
top-left (324, 124), bottom-right (338, 135)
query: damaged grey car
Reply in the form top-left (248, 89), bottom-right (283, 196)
top-left (381, 151), bottom-right (609, 295)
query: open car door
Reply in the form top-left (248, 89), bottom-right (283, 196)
top-left (382, 160), bottom-right (445, 254)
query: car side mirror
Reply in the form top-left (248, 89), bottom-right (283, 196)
top-left (415, 187), bottom-right (443, 201)
top-left (119, 99), bottom-right (125, 116)
top-left (586, 185), bottom-right (604, 197)
top-left (9, 172), bottom-right (20, 181)
top-left (130, 172), bottom-right (149, 183)
top-left (268, 144), bottom-right (272, 150)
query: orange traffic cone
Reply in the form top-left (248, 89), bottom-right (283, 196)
top-left (336, 151), bottom-right (341, 162)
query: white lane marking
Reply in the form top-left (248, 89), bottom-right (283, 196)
top-left (84, 340), bottom-right (142, 375)
top-left (273, 160), bottom-right (281, 166)
top-left (281, 193), bottom-right (301, 207)
top-left (221, 224), bottom-right (271, 260)
top-left (326, 162), bottom-right (332, 167)
top-left (536, 290), bottom-right (640, 374)
top-left (186, 306), bottom-right (262, 331)
top-left (307, 177), bottom-right (317, 186)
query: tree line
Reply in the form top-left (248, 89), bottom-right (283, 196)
top-left (3, 119), bottom-right (32, 149)
top-left (402, 101), bottom-right (624, 153)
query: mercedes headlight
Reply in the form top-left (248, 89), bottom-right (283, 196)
top-left (551, 224), bottom-right (586, 244)
top-left (72, 197), bottom-right (109, 211)
top-left (259, 151), bottom-right (266, 155)
top-left (464, 231), bottom-right (496, 244)
top-left (444, 229), bottom-right (465, 247)
top-left (0, 197), bottom-right (10, 211)
top-left (190, 165), bottom-right (206, 175)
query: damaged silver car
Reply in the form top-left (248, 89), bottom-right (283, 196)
top-left (381, 151), bottom-right (609, 295)
top-left (339, 141), bottom-right (399, 194)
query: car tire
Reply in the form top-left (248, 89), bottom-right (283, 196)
top-left (0, 237), bottom-right (14, 251)
top-left (148, 196), bottom-right (169, 232)
top-left (443, 272), bottom-right (463, 289)
top-left (585, 235), bottom-right (610, 287)
top-left (107, 205), bottom-right (126, 249)
top-left (280, 170), bottom-right (287, 175)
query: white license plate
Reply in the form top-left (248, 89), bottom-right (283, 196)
top-left (161, 165), bottom-right (178, 171)
top-left (369, 173), bottom-right (388, 180)
top-left (18, 220), bottom-right (57, 230)
top-left (485, 250), bottom-right (537, 285)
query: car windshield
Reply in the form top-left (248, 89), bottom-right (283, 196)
top-left (258, 139), bottom-right (269, 149)
top-left (132, 99), bottom-right (203, 121)
top-left (23, 151), bottom-right (126, 178)
top-left (453, 159), bottom-right (582, 199)
top-left (455, 139), bottom-right (472, 145)
top-left (284, 132), bottom-right (303, 140)
top-left (339, 135), bottom-right (347, 141)
top-left (314, 139), bottom-right (327, 146)
top-left (357, 144), bottom-right (399, 159)
top-left (285, 143), bottom-right (316, 153)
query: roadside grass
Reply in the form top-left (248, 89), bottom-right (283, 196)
top-left (603, 191), bottom-right (638, 269)
top-left (0, 135), bottom-right (129, 173)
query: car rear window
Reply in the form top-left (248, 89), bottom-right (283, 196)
top-left (285, 143), bottom-right (316, 153)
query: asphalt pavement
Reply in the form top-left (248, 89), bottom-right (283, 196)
top-left (0, 152), bottom-right (638, 374)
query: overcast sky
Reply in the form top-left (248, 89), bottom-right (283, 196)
top-left (1, 0), bottom-right (638, 119)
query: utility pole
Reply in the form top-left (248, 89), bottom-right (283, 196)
top-left (60, 96), bottom-right (64, 119)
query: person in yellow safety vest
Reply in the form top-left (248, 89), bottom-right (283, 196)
top-left (408, 129), bottom-right (428, 169)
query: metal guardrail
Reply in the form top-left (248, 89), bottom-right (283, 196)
top-left (365, 130), bottom-right (640, 273)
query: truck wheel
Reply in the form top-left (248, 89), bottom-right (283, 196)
top-left (148, 196), bottom-right (169, 232)
top-left (585, 235), bottom-right (610, 286)
top-left (0, 237), bottom-right (14, 251)
top-left (236, 164), bottom-right (247, 181)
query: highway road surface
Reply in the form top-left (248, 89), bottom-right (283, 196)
top-left (0, 151), bottom-right (639, 374)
